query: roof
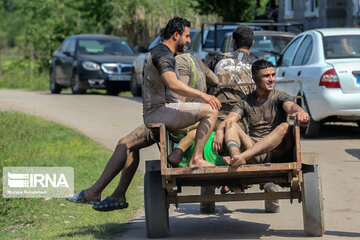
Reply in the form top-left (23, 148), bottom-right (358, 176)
top-left (67, 34), bottom-right (125, 40)
top-left (313, 28), bottom-right (360, 36)
top-left (224, 30), bottom-right (296, 37)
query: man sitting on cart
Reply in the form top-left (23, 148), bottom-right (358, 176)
top-left (217, 59), bottom-right (309, 166)
top-left (142, 17), bottom-right (221, 167)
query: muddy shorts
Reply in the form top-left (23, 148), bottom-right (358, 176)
top-left (123, 124), bottom-right (159, 152)
top-left (144, 102), bottom-right (202, 131)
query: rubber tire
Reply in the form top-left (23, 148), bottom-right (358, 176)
top-left (106, 88), bottom-right (120, 96)
top-left (130, 71), bottom-right (142, 97)
top-left (144, 161), bottom-right (170, 238)
top-left (303, 98), bottom-right (320, 138)
top-left (50, 70), bottom-right (62, 94)
top-left (71, 72), bottom-right (86, 94)
top-left (301, 164), bottom-right (325, 236)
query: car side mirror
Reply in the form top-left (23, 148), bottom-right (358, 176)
top-left (267, 56), bottom-right (277, 67)
top-left (136, 46), bottom-right (147, 53)
top-left (63, 51), bottom-right (73, 57)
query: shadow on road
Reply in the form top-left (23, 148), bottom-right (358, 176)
top-left (265, 229), bottom-right (360, 238)
top-left (302, 123), bottom-right (360, 141)
top-left (345, 148), bottom-right (360, 160)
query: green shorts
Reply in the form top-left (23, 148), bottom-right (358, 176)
top-left (178, 132), bottom-right (233, 168)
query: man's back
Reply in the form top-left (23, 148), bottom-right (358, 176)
top-left (209, 50), bottom-right (256, 121)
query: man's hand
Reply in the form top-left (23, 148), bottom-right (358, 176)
top-left (292, 111), bottom-right (309, 125)
top-left (212, 130), bottom-right (224, 154)
top-left (202, 93), bottom-right (221, 110)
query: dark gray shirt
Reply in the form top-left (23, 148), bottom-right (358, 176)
top-left (232, 89), bottom-right (293, 139)
top-left (143, 43), bottom-right (176, 119)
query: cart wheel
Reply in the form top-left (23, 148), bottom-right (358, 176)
top-left (144, 160), bottom-right (170, 238)
top-left (301, 164), bottom-right (325, 236)
top-left (200, 186), bottom-right (215, 213)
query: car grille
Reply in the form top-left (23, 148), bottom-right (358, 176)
top-left (101, 63), bottom-right (133, 74)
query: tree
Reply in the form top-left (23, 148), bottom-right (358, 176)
top-left (192, 0), bottom-right (257, 22)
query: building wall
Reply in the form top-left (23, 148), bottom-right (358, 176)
top-left (278, 0), bottom-right (359, 30)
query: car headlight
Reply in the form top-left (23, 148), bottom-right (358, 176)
top-left (82, 61), bottom-right (100, 71)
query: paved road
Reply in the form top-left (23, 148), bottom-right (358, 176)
top-left (1, 89), bottom-right (360, 240)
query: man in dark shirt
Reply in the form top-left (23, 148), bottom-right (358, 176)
top-left (219, 60), bottom-right (309, 167)
top-left (143, 17), bottom-right (221, 167)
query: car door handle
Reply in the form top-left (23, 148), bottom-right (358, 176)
top-left (282, 71), bottom-right (286, 77)
top-left (297, 71), bottom-right (302, 76)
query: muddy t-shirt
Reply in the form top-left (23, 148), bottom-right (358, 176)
top-left (143, 43), bottom-right (176, 119)
top-left (166, 52), bottom-right (218, 103)
top-left (231, 89), bottom-right (293, 139)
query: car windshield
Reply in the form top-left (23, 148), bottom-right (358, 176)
top-left (227, 35), bottom-right (293, 56)
top-left (78, 39), bottom-right (134, 56)
top-left (252, 35), bottom-right (293, 55)
top-left (203, 28), bottom-right (236, 49)
top-left (324, 35), bottom-right (360, 59)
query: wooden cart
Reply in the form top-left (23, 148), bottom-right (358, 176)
top-left (144, 80), bottom-right (324, 238)
top-left (144, 121), bottom-right (324, 238)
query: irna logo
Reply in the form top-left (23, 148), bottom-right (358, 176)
top-left (7, 172), bottom-right (69, 188)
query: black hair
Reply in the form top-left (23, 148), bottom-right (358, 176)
top-left (232, 26), bottom-right (253, 50)
top-left (251, 60), bottom-right (274, 81)
top-left (161, 17), bottom-right (191, 40)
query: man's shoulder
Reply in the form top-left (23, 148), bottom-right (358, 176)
top-left (151, 43), bottom-right (173, 58)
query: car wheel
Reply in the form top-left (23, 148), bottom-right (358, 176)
top-left (303, 98), bottom-right (320, 138)
top-left (106, 88), bottom-right (120, 96)
top-left (130, 71), bottom-right (142, 97)
top-left (50, 70), bottom-right (62, 94)
top-left (71, 72), bottom-right (86, 94)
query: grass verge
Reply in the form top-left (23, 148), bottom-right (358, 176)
top-left (0, 111), bottom-right (143, 239)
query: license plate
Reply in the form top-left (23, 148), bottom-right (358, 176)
top-left (108, 75), bottom-right (131, 81)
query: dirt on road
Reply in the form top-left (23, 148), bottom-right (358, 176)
top-left (1, 89), bottom-right (360, 240)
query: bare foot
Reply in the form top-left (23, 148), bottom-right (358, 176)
top-left (223, 155), bottom-right (246, 167)
top-left (168, 148), bottom-right (184, 167)
top-left (189, 158), bottom-right (215, 168)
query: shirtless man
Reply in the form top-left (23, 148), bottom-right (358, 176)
top-left (143, 17), bottom-right (221, 167)
top-left (217, 59), bottom-right (309, 167)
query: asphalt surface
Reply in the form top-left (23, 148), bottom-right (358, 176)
top-left (1, 89), bottom-right (360, 240)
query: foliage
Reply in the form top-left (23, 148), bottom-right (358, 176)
top-left (0, 111), bottom-right (143, 239)
top-left (192, 0), bottom-right (257, 22)
top-left (0, 0), bottom-right (268, 90)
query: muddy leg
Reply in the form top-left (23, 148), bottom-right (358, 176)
top-left (229, 122), bottom-right (290, 167)
top-left (189, 104), bottom-right (217, 167)
top-left (168, 129), bottom-right (196, 167)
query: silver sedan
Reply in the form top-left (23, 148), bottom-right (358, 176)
top-left (275, 28), bottom-right (360, 137)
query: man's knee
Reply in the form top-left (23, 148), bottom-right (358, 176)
top-left (225, 121), bottom-right (237, 131)
top-left (200, 104), bottom-right (218, 118)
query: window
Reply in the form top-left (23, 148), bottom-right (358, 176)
top-left (353, 0), bottom-right (360, 16)
top-left (61, 39), bottom-right (71, 52)
top-left (284, 0), bottom-right (294, 19)
top-left (147, 35), bottom-right (161, 51)
top-left (305, 0), bottom-right (319, 17)
top-left (278, 37), bottom-right (302, 67)
top-left (293, 36), bottom-right (313, 65)
top-left (66, 40), bottom-right (76, 55)
top-left (324, 35), bottom-right (360, 59)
